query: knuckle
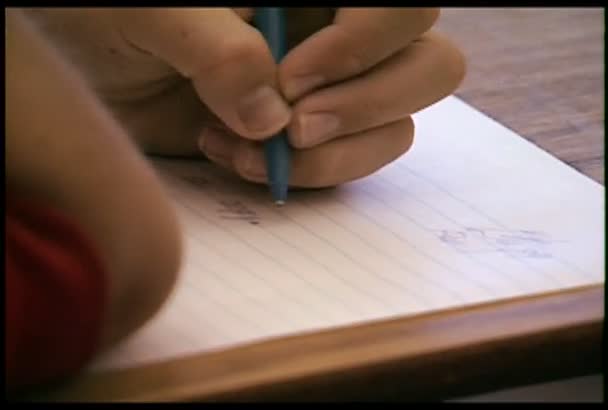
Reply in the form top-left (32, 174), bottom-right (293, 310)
top-left (449, 45), bottom-right (467, 88)
top-left (194, 30), bottom-right (270, 77)
top-left (436, 34), bottom-right (467, 90)
top-left (330, 24), bottom-right (371, 74)
top-left (420, 31), bottom-right (467, 95)
top-left (215, 32), bottom-right (269, 69)
top-left (395, 117), bottom-right (415, 153)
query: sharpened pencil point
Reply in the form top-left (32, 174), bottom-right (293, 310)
top-left (269, 179), bottom-right (288, 205)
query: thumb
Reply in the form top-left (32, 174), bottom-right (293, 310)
top-left (119, 8), bottom-right (291, 140)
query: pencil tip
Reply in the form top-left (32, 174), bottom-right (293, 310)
top-left (270, 183), bottom-right (288, 206)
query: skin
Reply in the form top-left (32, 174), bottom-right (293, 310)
top-left (24, 7), bottom-right (466, 188)
top-left (5, 9), bottom-right (182, 352)
top-left (6, 7), bottom-right (465, 384)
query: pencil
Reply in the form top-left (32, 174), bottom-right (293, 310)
top-left (254, 7), bottom-right (291, 205)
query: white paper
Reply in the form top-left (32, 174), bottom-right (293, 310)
top-left (90, 96), bottom-right (605, 371)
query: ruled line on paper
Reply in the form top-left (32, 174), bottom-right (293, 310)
top-left (183, 206), bottom-right (366, 323)
top-left (294, 194), bottom-right (481, 302)
top-left (272, 203), bottom-right (443, 309)
top-left (394, 161), bottom-right (597, 282)
top-left (165, 151), bottom-right (564, 320)
top-left (89, 96), bottom-right (604, 372)
top-left (179, 162), bottom-right (488, 309)
top-left (177, 165), bottom-right (468, 311)
top-left (175, 198), bottom-right (352, 323)
top-left (367, 171), bottom-right (547, 292)
top-left (167, 142), bottom-right (600, 310)
top-left (186, 249), bottom-right (293, 332)
top-left (284, 197), bottom-right (474, 306)
top-left (324, 187), bottom-right (507, 298)
top-left (185, 189), bottom-right (421, 316)
top-left (180, 216), bottom-right (353, 330)
top-left (388, 161), bottom-right (591, 291)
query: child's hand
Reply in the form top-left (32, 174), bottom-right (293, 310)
top-left (27, 8), bottom-right (464, 188)
top-left (214, 8), bottom-right (467, 188)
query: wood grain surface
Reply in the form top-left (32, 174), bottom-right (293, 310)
top-left (436, 8), bottom-right (604, 184)
top-left (23, 8), bottom-right (605, 402)
top-left (31, 285), bottom-right (603, 402)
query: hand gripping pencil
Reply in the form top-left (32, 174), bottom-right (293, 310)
top-left (254, 8), bottom-right (290, 205)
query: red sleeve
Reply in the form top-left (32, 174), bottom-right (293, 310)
top-left (5, 195), bottom-right (108, 393)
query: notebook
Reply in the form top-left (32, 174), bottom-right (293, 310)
top-left (89, 96), bottom-right (605, 372)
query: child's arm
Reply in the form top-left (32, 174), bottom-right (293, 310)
top-left (5, 9), bottom-right (182, 392)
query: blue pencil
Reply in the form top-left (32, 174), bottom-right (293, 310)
top-left (254, 8), bottom-right (291, 205)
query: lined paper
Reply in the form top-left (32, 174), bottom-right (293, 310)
top-left (89, 96), bottom-right (604, 371)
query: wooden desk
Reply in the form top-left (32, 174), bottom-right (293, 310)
top-left (437, 8), bottom-right (604, 184)
top-left (35, 8), bottom-right (604, 402)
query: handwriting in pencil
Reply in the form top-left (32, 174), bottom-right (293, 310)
top-left (218, 199), bottom-right (260, 225)
top-left (179, 173), bottom-right (262, 225)
top-left (436, 228), bottom-right (563, 259)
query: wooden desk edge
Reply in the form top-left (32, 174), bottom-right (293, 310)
top-left (31, 284), bottom-right (604, 402)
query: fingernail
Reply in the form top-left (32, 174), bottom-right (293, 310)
top-left (284, 75), bottom-right (325, 100)
top-left (293, 113), bottom-right (340, 147)
top-left (238, 85), bottom-right (291, 135)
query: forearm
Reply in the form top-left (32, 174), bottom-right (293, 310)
top-left (6, 9), bottom-right (182, 357)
